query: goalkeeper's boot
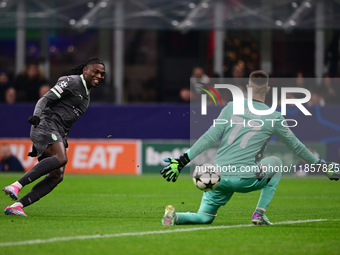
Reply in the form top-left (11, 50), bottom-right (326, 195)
top-left (325, 162), bottom-right (340, 181)
top-left (251, 212), bottom-right (273, 225)
top-left (3, 185), bottom-right (20, 200)
top-left (4, 205), bottom-right (27, 217)
top-left (162, 205), bottom-right (177, 226)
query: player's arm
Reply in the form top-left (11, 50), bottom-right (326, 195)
top-left (160, 104), bottom-right (230, 182)
top-left (273, 115), bottom-right (339, 180)
top-left (28, 77), bottom-right (71, 127)
top-left (273, 115), bottom-right (319, 164)
top-left (189, 103), bottom-right (232, 160)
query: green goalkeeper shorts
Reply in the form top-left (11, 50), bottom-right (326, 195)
top-left (199, 156), bottom-right (282, 213)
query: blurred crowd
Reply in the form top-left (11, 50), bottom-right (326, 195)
top-left (1, 62), bottom-right (339, 106)
top-left (0, 143), bottom-right (24, 172)
top-left (0, 62), bottom-right (50, 104)
top-left (186, 65), bottom-right (340, 106)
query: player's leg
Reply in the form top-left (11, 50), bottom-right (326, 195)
top-left (3, 142), bottom-right (67, 200)
top-left (163, 179), bottom-right (234, 225)
top-left (18, 142), bottom-right (67, 187)
top-left (162, 201), bottom-right (222, 226)
top-left (252, 156), bottom-right (283, 225)
top-left (4, 143), bottom-right (67, 216)
top-left (4, 167), bottom-right (64, 216)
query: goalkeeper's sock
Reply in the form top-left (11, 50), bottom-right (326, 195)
top-left (176, 210), bottom-right (216, 225)
top-left (18, 177), bottom-right (58, 207)
top-left (255, 207), bottom-right (266, 216)
top-left (18, 157), bottom-right (61, 187)
top-left (256, 172), bottom-right (281, 209)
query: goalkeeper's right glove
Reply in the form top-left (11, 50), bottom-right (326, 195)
top-left (28, 115), bottom-right (40, 128)
top-left (160, 153), bottom-right (190, 182)
top-left (319, 159), bottom-right (340, 181)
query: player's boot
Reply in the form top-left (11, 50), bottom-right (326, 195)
top-left (3, 185), bottom-right (20, 200)
top-left (162, 205), bottom-right (177, 226)
top-left (4, 205), bottom-right (27, 217)
top-left (251, 212), bottom-right (273, 225)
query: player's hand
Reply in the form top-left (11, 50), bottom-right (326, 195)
top-left (28, 115), bottom-right (40, 128)
top-left (319, 159), bottom-right (340, 181)
top-left (160, 153), bottom-right (190, 182)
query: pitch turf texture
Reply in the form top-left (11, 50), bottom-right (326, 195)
top-left (0, 174), bottom-right (339, 255)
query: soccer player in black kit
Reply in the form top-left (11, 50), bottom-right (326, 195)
top-left (3, 57), bottom-right (105, 216)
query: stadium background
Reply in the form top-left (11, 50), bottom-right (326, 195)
top-left (1, 0), bottom-right (340, 174)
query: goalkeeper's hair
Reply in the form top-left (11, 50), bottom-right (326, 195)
top-left (249, 70), bottom-right (268, 86)
top-left (71, 57), bottom-right (105, 75)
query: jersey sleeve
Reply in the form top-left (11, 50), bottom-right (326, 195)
top-left (32, 90), bottom-right (59, 117)
top-left (273, 114), bottom-right (319, 164)
top-left (50, 77), bottom-right (75, 99)
top-left (189, 103), bottom-right (231, 160)
top-left (33, 77), bottom-right (75, 117)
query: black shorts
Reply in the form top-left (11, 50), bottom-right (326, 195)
top-left (29, 118), bottom-right (68, 160)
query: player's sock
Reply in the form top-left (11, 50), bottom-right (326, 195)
top-left (255, 207), bottom-right (266, 216)
top-left (18, 177), bottom-right (57, 207)
top-left (18, 157), bottom-right (61, 187)
top-left (256, 172), bottom-right (281, 209)
top-left (176, 210), bottom-right (216, 224)
top-left (11, 181), bottom-right (23, 190)
top-left (10, 202), bottom-right (23, 208)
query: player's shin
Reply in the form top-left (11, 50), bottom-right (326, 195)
top-left (17, 157), bottom-right (62, 187)
top-left (18, 176), bottom-right (58, 207)
top-left (176, 210), bottom-right (216, 225)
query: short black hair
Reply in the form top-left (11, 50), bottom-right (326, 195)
top-left (71, 57), bottom-right (105, 75)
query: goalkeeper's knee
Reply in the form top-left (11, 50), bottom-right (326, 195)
top-left (269, 156), bottom-right (283, 167)
top-left (197, 210), bottom-right (216, 224)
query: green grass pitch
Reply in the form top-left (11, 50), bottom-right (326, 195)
top-left (0, 173), bottom-right (339, 255)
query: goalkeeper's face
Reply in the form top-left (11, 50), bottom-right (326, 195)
top-left (83, 63), bottom-right (105, 89)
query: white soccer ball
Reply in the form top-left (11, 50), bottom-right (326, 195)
top-left (192, 163), bottom-right (221, 191)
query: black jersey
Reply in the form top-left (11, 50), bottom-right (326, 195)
top-left (34, 74), bottom-right (90, 133)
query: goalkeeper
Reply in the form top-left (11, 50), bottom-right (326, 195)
top-left (160, 70), bottom-right (339, 226)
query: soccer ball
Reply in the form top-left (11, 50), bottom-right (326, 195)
top-left (192, 163), bottom-right (221, 191)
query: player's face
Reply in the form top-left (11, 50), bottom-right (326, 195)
top-left (83, 63), bottom-right (105, 89)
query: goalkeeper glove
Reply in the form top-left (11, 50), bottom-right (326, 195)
top-left (318, 159), bottom-right (340, 181)
top-left (28, 115), bottom-right (40, 128)
top-left (160, 153), bottom-right (190, 182)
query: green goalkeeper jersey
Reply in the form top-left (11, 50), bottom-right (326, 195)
top-left (189, 98), bottom-right (319, 178)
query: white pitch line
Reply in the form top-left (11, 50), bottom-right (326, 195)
top-left (0, 219), bottom-right (328, 247)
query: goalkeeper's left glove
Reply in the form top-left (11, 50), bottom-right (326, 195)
top-left (160, 153), bottom-right (190, 182)
top-left (318, 159), bottom-right (340, 181)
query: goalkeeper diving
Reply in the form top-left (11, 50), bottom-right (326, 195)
top-left (160, 70), bottom-right (339, 226)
